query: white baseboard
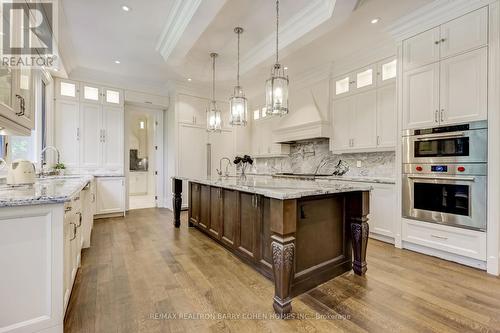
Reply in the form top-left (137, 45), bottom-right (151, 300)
top-left (369, 233), bottom-right (395, 244)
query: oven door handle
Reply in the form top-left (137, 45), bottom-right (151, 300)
top-left (415, 131), bottom-right (466, 141)
top-left (407, 175), bottom-right (476, 182)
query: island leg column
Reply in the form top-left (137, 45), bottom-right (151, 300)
top-left (270, 199), bottom-right (297, 317)
top-left (347, 191), bottom-right (370, 275)
top-left (172, 178), bottom-right (182, 228)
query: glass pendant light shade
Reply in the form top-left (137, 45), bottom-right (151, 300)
top-left (229, 27), bottom-right (248, 126)
top-left (207, 53), bottom-right (222, 132)
top-left (266, 0), bottom-right (289, 117)
top-left (266, 64), bottom-right (288, 116)
top-left (229, 86), bottom-right (247, 126)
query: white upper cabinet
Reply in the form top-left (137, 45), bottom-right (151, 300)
top-left (354, 64), bottom-right (376, 94)
top-left (55, 100), bottom-right (80, 169)
top-left (332, 97), bottom-right (354, 151)
top-left (79, 103), bottom-right (102, 168)
top-left (403, 27), bottom-right (440, 71)
top-left (403, 63), bottom-right (440, 129)
top-left (101, 106), bottom-right (124, 170)
top-left (352, 90), bottom-right (377, 149)
top-left (440, 7), bottom-right (487, 59)
top-left (377, 57), bottom-right (397, 86)
top-left (80, 83), bottom-right (101, 104)
top-left (57, 79), bottom-right (80, 101)
top-left (403, 7), bottom-right (488, 72)
top-left (103, 87), bottom-right (123, 107)
top-left (177, 94), bottom-right (207, 126)
top-left (439, 47), bottom-right (487, 125)
top-left (376, 84), bottom-right (397, 148)
top-left (334, 75), bottom-right (351, 97)
top-left (0, 66), bottom-right (34, 132)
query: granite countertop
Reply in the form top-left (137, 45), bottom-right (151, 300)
top-left (175, 176), bottom-right (371, 200)
top-left (0, 175), bottom-right (93, 208)
top-left (322, 175), bottom-right (396, 184)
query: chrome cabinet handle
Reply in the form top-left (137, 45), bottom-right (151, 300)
top-left (431, 234), bottom-right (448, 240)
top-left (15, 94), bottom-right (25, 116)
top-left (76, 212), bottom-right (82, 227)
top-left (434, 110), bottom-right (439, 123)
top-left (76, 128), bottom-right (80, 141)
top-left (70, 223), bottom-right (77, 240)
top-left (65, 206), bottom-right (72, 212)
top-left (377, 136), bottom-right (380, 145)
top-left (102, 129), bottom-right (106, 142)
top-left (440, 109), bottom-right (444, 122)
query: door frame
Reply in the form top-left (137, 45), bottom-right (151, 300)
top-left (124, 104), bottom-right (165, 211)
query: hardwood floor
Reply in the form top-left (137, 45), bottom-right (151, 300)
top-left (64, 208), bottom-right (500, 333)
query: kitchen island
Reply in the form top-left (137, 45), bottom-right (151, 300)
top-left (172, 176), bottom-right (370, 315)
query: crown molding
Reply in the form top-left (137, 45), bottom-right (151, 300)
top-left (156, 0), bottom-right (202, 62)
top-left (240, 0), bottom-right (336, 74)
top-left (387, 0), bottom-right (497, 41)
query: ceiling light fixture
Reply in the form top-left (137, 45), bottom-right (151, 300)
top-left (266, 0), bottom-right (289, 117)
top-left (122, 5), bottom-right (130, 12)
top-left (114, 60), bottom-right (121, 64)
top-left (187, 78), bottom-right (192, 81)
top-left (207, 53), bottom-right (222, 132)
top-left (371, 18), bottom-right (380, 24)
top-left (229, 27), bottom-right (247, 127)
top-left (284, 66), bottom-right (288, 70)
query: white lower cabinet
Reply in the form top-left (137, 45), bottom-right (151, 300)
top-left (0, 185), bottom-right (94, 333)
top-left (403, 219), bottom-right (486, 261)
top-left (368, 183), bottom-right (396, 241)
top-left (96, 177), bottom-right (125, 215)
top-left (129, 172), bottom-right (148, 195)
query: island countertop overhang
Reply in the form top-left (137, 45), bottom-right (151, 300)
top-left (173, 176), bottom-right (371, 200)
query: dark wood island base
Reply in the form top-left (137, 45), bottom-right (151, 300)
top-left (172, 178), bottom-right (369, 316)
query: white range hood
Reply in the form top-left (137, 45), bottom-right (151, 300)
top-left (272, 79), bottom-right (331, 143)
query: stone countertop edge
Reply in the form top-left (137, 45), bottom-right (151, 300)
top-left (174, 176), bottom-right (372, 200)
top-left (0, 175), bottom-right (94, 208)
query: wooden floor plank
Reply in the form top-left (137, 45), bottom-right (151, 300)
top-left (64, 208), bottom-right (500, 333)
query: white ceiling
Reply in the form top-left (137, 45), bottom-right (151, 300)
top-left (59, 0), bottom-right (434, 95)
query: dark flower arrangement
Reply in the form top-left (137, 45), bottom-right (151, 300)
top-left (233, 155), bottom-right (253, 177)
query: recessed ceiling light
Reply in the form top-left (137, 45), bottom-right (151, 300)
top-left (371, 18), bottom-right (380, 24)
top-left (114, 60), bottom-right (121, 64)
top-left (284, 66), bottom-right (288, 70)
top-left (187, 78), bottom-right (192, 81)
top-left (122, 5), bottom-right (130, 12)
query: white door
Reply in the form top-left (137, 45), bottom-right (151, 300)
top-left (79, 103), bottom-right (102, 169)
top-left (439, 47), bottom-right (487, 125)
top-left (369, 184), bottom-right (396, 239)
top-left (376, 84), bottom-right (397, 148)
top-left (332, 97), bottom-right (354, 151)
top-left (352, 90), bottom-right (377, 149)
top-left (403, 27), bottom-right (440, 71)
top-left (55, 100), bottom-right (80, 169)
top-left (96, 177), bottom-right (125, 214)
top-left (209, 129), bottom-right (235, 177)
top-left (440, 7), bottom-right (488, 59)
top-left (102, 106), bottom-right (124, 171)
top-left (402, 63), bottom-right (440, 129)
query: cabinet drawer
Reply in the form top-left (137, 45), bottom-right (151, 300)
top-left (403, 219), bottom-right (486, 260)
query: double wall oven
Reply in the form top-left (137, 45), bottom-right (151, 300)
top-left (402, 121), bottom-right (487, 231)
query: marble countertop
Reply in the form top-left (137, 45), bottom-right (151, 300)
top-left (175, 176), bottom-right (371, 200)
top-left (0, 175), bottom-right (93, 208)
top-left (322, 175), bottom-right (396, 184)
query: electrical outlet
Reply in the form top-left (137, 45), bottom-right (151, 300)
top-left (356, 160), bottom-right (362, 168)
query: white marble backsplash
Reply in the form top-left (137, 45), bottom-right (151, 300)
top-left (250, 139), bottom-right (395, 178)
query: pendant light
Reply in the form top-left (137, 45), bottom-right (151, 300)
top-left (229, 27), bottom-right (248, 126)
top-left (266, 0), bottom-right (288, 116)
top-left (207, 52), bottom-right (222, 132)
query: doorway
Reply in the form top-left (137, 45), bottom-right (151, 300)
top-left (125, 105), bottom-right (163, 210)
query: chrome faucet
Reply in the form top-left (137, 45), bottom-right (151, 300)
top-left (0, 157), bottom-right (6, 170)
top-left (216, 157), bottom-right (231, 177)
top-left (40, 146), bottom-right (61, 176)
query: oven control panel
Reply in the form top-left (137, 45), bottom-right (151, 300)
top-left (403, 163), bottom-right (486, 176)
